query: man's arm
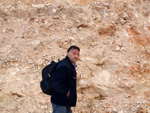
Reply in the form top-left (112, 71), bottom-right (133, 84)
top-left (52, 66), bottom-right (69, 94)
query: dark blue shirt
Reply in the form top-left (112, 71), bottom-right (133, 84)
top-left (51, 56), bottom-right (77, 107)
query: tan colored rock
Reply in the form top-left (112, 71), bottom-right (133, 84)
top-left (98, 25), bottom-right (116, 36)
top-left (0, 0), bottom-right (150, 112)
top-left (72, 0), bottom-right (95, 6)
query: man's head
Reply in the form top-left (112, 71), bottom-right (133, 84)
top-left (67, 45), bottom-right (80, 64)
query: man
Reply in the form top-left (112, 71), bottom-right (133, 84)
top-left (51, 45), bottom-right (80, 113)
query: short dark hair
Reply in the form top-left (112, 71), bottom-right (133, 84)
top-left (67, 45), bottom-right (80, 52)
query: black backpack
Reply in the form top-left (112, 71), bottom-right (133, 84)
top-left (40, 61), bottom-right (59, 95)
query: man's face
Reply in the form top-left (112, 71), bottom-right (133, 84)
top-left (67, 49), bottom-right (80, 63)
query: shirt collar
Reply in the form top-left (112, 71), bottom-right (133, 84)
top-left (66, 56), bottom-right (77, 67)
top-left (73, 63), bottom-right (77, 67)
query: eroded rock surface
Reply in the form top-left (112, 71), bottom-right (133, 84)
top-left (0, 0), bottom-right (150, 113)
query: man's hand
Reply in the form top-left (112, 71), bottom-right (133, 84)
top-left (67, 91), bottom-right (70, 97)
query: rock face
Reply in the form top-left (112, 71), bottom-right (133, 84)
top-left (0, 0), bottom-right (150, 113)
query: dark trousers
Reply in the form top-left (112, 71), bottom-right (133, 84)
top-left (52, 103), bottom-right (72, 113)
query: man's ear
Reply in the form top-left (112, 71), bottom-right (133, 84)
top-left (67, 52), bottom-right (69, 56)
